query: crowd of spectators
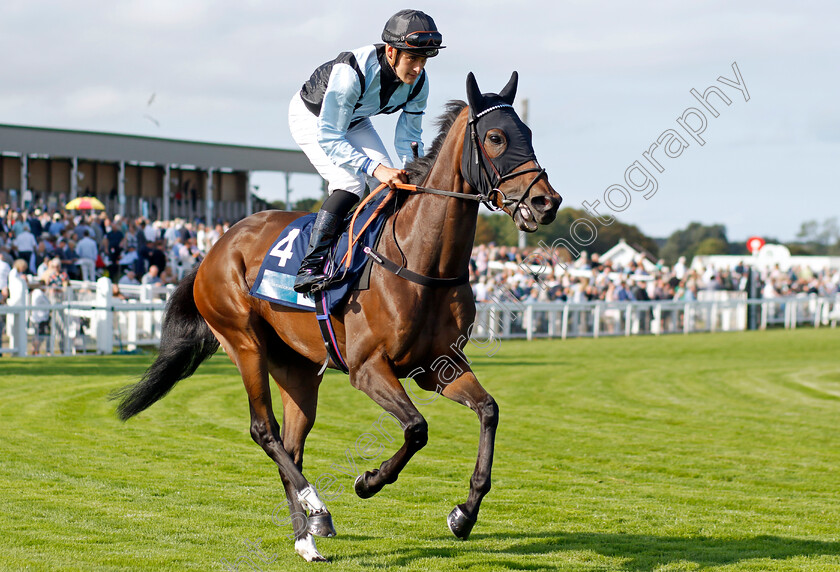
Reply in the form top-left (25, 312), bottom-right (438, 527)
top-left (4, 204), bottom-right (836, 356)
top-left (468, 244), bottom-right (840, 305)
top-left (1, 205), bottom-right (235, 353)
top-left (2, 205), bottom-right (839, 313)
top-left (0, 206), bottom-right (231, 297)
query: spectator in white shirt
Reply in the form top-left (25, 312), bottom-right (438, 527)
top-left (6, 259), bottom-right (29, 350)
top-left (206, 224), bottom-right (223, 252)
top-left (144, 220), bottom-right (159, 243)
top-left (0, 255), bottom-right (8, 352)
top-left (76, 230), bottom-right (99, 282)
top-left (13, 224), bottom-right (38, 267)
top-left (673, 256), bottom-right (687, 280)
top-left (0, 256), bottom-right (10, 296)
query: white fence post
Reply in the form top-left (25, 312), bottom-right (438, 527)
top-left (561, 304), bottom-right (569, 340)
top-left (547, 309), bottom-right (556, 338)
top-left (653, 303), bottom-right (661, 336)
top-left (127, 309), bottom-right (138, 352)
top-left (624, 304), bottom-right (632, 337)
top-left (95, 277), bottom-right (114, 354)
top-left (140, 285), bottom-right (154, 340)
top-left (593, 304), bottom-right (600, 339)
top-left (525, 305), bottom-right (534, 341)
top-left (14, 302), bottom-right (28, 357)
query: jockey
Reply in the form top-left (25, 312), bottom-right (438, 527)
top-left (289, 9), bottom-right (444, 294)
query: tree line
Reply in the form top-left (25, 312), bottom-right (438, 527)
top-left (474, 209), bottom-right (840, 266)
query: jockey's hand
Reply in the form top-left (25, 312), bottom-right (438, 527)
top-left (373, 165), bottom-right (408, 189)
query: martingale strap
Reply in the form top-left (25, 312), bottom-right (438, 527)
top-left (315, 291), bottom-right (349, 374)
top-left (364, 246), bottom-right (470, 287)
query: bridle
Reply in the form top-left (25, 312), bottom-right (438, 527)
top-left (344, 103), bottom-right (549, 288)
top-left (468, 107), bottom-right (546, 215)
top-left (409, 103), bottom-right (547, 218)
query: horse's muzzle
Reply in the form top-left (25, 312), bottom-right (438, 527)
top-left (529, 194), bottom-right (561, 224)
top-left (515, 194), bottom-right (561, 231)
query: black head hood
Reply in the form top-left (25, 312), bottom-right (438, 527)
top-left (461, 71), bottom-right (538, 197)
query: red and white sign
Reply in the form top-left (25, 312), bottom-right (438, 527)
top-left (746, 236), bottom-right (766, 254)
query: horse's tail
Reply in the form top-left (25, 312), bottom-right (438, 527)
top-left (112, 266), bottom-right (220, 421)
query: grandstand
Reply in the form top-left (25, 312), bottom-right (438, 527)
top-left (0, 123), bottom-right (317, 222)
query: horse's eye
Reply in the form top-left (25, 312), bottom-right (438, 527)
top-left (488, 133), bottom-right (504, 145)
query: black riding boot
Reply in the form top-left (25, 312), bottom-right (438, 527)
top-left (293, 190), bottom-right (358, 294)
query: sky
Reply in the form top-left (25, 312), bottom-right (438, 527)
top-left (1, 0), bottom-right (837, 241)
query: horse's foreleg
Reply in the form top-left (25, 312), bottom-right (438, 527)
top-left (438, 371), bottom-right (498, 540)
top-left (350, 358), bottom-right (428, 499)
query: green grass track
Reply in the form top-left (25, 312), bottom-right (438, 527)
top-left (1, 328), bottom-right (839, 571)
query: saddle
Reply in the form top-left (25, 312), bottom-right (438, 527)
top-left (249, 191), bottom-right (395, 313)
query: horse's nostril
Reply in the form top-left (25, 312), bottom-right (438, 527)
top-left (530, 196), bottom-right (556, 212)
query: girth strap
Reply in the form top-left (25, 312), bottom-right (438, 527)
top-left (364, 246), bottom-right (470, 288)
top-left (315, 292), bottom-right (349, 374)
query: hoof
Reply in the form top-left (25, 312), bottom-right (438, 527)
top-left (354, 470), bottom-right (379, 499)
top-left (295, 534), bottom-right (328, 562)
top-left (447, 505), bottom-right (476, 540)
top-left (307, 510), bottom-right (336, 538)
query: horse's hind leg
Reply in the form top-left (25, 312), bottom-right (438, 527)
top-left (205, 320), bottom-right (333, 558)
top-left (266, 352), bottom-right (333, 562)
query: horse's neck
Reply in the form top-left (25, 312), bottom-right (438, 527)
top-left (389, 113), bottom-right (479, 279)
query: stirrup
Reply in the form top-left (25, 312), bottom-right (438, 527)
top-left (294, 271), bottom-right (328, 294)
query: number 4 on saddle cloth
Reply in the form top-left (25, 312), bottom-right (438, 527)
top-left (249, 191), bottom-right (394, 314)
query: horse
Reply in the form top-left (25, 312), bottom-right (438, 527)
top-left (114, 71), bottom-right (562, 562)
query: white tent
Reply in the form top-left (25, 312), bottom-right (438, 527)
top-left (693, 243), bottom-right (840, 273)
top-left (600, 238), bottom-right (658, 273)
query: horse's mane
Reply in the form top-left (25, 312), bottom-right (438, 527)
top-left (405, 100), bottom-right (467, 184)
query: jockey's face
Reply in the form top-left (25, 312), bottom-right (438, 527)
top-left (386, 45), bottom-right (427, 85)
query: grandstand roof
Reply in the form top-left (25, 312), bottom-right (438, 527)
top-left (0, 123), bottom-right (317, 174)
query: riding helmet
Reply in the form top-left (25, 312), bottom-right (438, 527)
top-left (382, 9), bottom-right (445, 57)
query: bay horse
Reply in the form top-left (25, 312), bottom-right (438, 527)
top-left (114, 71), bottom-right (561, 562)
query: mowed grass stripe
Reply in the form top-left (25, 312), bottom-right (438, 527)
top-left (0, 328), bottom-right (839, 571)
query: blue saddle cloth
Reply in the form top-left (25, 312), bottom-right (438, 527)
top-left (249, 192), bottom-right (392, 312)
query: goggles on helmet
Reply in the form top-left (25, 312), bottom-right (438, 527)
top-left (402, 30), bottom-right (443, 49)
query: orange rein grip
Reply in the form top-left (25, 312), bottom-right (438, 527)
top-left (340, 183), bottom-right (418, 271)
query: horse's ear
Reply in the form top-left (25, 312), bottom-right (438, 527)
top-left (499, 71), bottom-right (518, 105)
top-left (466, 72), bottom-right (484, 113)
